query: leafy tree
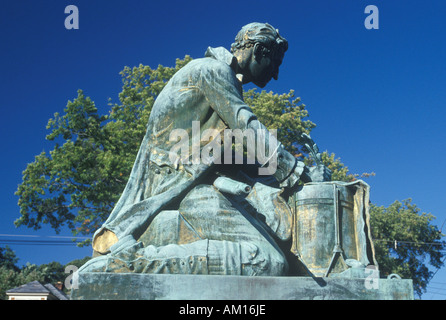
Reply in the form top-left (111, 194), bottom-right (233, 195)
top-left (370, 199), bottom-right (445, 298)
top-left (0, 253), bottom-right (50, 300)
top-left (14, 56), bottom-right (445, 294)
top-left (0, 247), bottom-right (23, 299)
top-left (0, 252), bottom-right (92, 299)
top-left (244, 89), bottom-right (315, 156)
top-left (0, 266), bottom-right (21, 300)
top-left (0, 246), bottom-right (19, 272)
top-left (66, 256), bottom-right (91, 269)
top-left (300, 150), bottom-right (375, 183)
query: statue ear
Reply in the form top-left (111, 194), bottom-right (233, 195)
top-left (253, 43), bottom-right (264, 62)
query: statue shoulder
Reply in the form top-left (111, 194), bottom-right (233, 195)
top-left (183, 56), bottom-right (234, 77)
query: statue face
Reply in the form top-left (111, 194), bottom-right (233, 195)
top-left (248, 45), bottom-right (284, 88)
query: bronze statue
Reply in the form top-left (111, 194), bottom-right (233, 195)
top-left (78, 22), bottom-right (332, 276)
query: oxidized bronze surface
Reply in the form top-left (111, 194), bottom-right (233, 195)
top-left (290, 181), bottom-right (377, 277)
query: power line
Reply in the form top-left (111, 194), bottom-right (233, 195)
top-left (372, 218), bottom-right (446, 249)
top-left (373, 239), bottom-right (445, 247)
top-left (0, 234), bottom-right (90, 246)
top-left (0, 233), bottom-right (89, 239)
top-left (1, 235), bottom-right (444, 247)
top-left (0, 239), bottom-right (83, 246)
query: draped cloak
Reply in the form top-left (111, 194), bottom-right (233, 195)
top-left (92, 47), bottom-right (303, 254)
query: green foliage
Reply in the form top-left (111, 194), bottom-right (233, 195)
top-left (0, 246), bottom-right (19, 272)
top-left (0, 244), bottom-right (92, 299)
top-left (66, 256), bottom-right (92, 269)
top-left (313, 151), bottom-right (375, 183)
top-left (370, 199), bottom-right (446, 298)
top-left (244, 89), bottom-right (315, 156)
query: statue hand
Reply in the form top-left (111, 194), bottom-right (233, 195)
top-left (280, 169), bottom-right (300, 189)
top-left (307, 165), bottom-right (332, 182)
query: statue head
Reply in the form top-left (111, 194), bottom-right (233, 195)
top-left (231, 22), bottom-right (288, 88)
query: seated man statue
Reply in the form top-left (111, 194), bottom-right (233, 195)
top-left (79, 22), bottom-right (331, 276)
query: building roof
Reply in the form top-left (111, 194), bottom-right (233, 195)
top-left (6, 280), bottom-right (69, 300)
top-left (43, 283), bottom-right (69, 300)
top-left (6, 280), bottom-right (49, 294)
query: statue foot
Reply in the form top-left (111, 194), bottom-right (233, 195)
top-left (77, 255), bottom-right (110, 273)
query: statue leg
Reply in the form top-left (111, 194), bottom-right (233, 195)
top-left (175, 184), bottom-right (288, 276)
top-left (79, 183), bottom-right (288, 276)
top-left (78, 235), bottom-right (285, 276)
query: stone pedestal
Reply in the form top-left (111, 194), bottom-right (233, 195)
top-left (70, 272), bottom-right (414, 300)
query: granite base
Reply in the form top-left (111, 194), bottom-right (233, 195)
top-left (70, 272), bottom-right (414, 300)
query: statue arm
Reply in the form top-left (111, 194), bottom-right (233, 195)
top-left (200, 60), bottom-right (301, 183)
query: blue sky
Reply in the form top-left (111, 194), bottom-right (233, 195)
top-left (1, 1), bottom-right (445, 299)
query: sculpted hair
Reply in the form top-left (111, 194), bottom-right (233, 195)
top-left (230, 22), bottom-right (288, 55)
